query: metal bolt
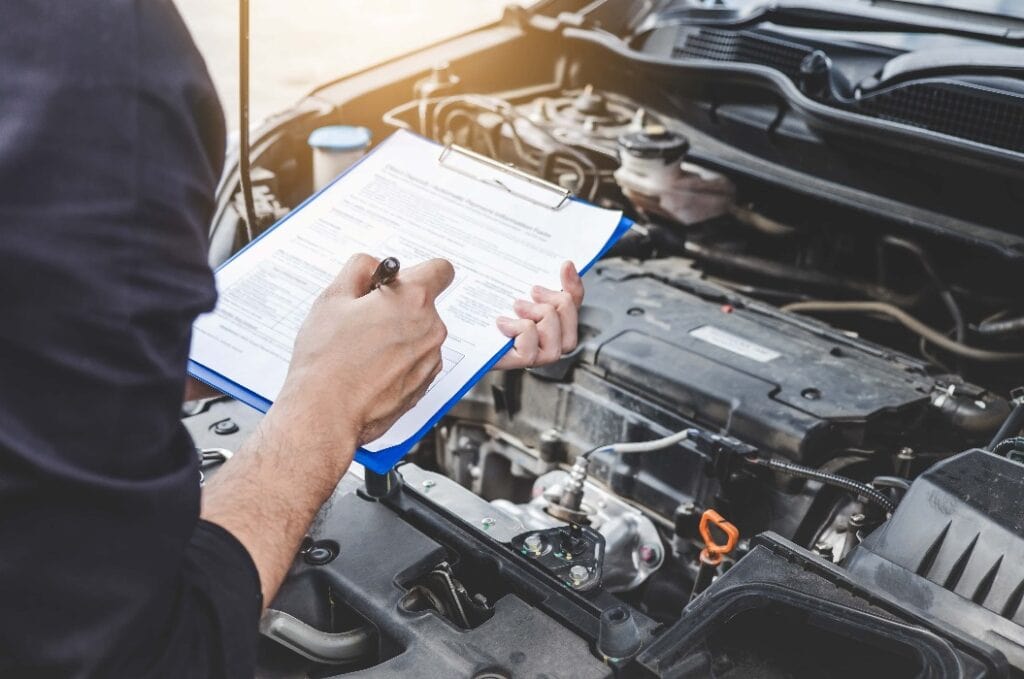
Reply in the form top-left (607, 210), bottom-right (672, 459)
top-left (896, 447), bottom-right (915, 479)
top-left (481, 517), bottom-right (496, 530)
top-left (813, 541), bottom-right (834, 560)
top-left (569, 565), bottom-right (589, 585)
top-left (849, 513), bottom-right (866, 528)
top-left (304, 543), bottom-right (336, 566)
top-left (524, 534), bottom-right (543, 554)
top-left (211, 418), bottom-right (239, 436)
top-left (639, 544), bottom-right (660, 565)
top-left (421, 479), bottom-right (436, 491)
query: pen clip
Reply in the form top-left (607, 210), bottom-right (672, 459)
top-left (438, 144), bottom-right (572, 211)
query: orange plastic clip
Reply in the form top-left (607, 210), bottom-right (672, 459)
top-left (698, 509), bottom-right (739, 567)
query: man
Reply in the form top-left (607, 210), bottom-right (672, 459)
top-left (0, 2), bottom-right (583, 677)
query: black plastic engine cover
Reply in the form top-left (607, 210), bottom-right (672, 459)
top-left (586, 258), bottom-right (938, 464)
top-left (455, 257), bottom-right (947, 467)
top-left (845, 449), bottom-right (1024, 669)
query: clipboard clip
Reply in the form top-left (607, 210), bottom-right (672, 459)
top-left (438, 144), bottom-right (572, 211)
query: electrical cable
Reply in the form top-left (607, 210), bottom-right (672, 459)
top-left (582, 428), bottom-right (697, 460)
top-left (749, 457), bottom-right (897, 514)
top-left (880, 236), bottom-right (965, 343)
top-left (782, 300), bottom-right (1024, 363)
top-left (576, 429), bottom-right (897, 513)
top-left (237, 0), bottom-right (257, 243)
top-left (880, 236), bottom-right (965, 371)
top-left (558, 428), bottom-right (698, 514)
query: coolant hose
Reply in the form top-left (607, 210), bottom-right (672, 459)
top-left (750, 457), bottom-right (897, 515)
top-left (988, 401), bottom-right (1024, 451)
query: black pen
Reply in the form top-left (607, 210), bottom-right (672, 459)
top-left (370, 256), bottom-right (401, 290)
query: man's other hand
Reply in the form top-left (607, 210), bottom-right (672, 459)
top-left (494, 261), bottom-right (585, 370)
top-left (276, 253), bottom-right (454, 452)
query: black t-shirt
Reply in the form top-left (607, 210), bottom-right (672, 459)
top-left (0, 1), bottom-right (262, 676)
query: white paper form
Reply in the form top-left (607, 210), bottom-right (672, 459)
top-left (190, 130), bottom-right (622, 453)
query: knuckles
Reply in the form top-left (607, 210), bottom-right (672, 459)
top-left (536, 303), bottom-right (558, 320)
top-left (555, 291), bottom-right (575, 309)
top-left (402, 284), bottom-right (432, 309)
top-left (431, 321), bottom-right (448, 347)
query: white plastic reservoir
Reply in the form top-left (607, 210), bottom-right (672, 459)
top-left (308, 125), bottom-right (372, 191)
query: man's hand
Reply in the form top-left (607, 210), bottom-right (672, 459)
top-left (277, 253), bottom-right (454, 451)
top-left (202, 253), bottom-right (453, 605)
top-left (495, 261), bottom-right (585, 369)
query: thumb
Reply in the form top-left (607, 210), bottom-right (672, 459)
top-left (560, 260), bottom-right (584, 307)
top-left (402, 258), bottom-right (455, 302)
top-left (327, 253), bottom-right (380, 299)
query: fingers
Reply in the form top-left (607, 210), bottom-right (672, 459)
top-left (513, 300), bottom-right (563, 364)
top-left (492, 263), bottom-right (587, 370)
top-left (325, 253), bottom-right (380, 300)
top-left (495, 316), bottom-right (540, 370)
top-left (400, 258), bottom-right (455, 303)
top-left (560, 260), bottom-right (584, 307)
top-left (529, 287), bottom-right (579, 353)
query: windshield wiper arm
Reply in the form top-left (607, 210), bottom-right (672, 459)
top-left (633, 1), bottom-right (1024, 47)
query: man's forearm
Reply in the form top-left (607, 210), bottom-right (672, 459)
top-left (200, 401), bottom-right (357, 605)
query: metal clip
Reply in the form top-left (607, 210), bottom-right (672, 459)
top-left (438, 143), bottom-right (572, 211)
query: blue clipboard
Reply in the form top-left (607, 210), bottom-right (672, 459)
top-left (188, 131), bottom-right (633, 474)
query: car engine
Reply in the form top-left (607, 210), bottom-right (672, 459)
top-left (188, 1), bottom-right (1024, 676)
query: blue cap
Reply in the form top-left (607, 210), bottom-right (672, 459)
top-left (307, 125), bottom-right (372, 152)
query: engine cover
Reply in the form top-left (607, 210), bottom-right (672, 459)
top-left (591, 259), bottom-right (942, 463)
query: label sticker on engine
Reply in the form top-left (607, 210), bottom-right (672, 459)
top-left (689, 325), bottom-right (781, 363)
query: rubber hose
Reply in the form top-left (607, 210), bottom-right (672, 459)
top-left (871, 475), bottom-right (911, 492)
top-left (782, 300), bottom-right (1024, 363)
top-left (988, 402), bottom-right (1024, 451)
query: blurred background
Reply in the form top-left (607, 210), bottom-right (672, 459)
top-left (174, 0), bottom-right (524, 129)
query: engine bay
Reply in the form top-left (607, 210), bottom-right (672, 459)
top-left (189, 2), bottom-right (1024, 676)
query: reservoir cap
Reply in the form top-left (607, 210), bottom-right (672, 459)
top-left (308, 125), bottom-right (372, 152)
top-left (618, 125), bottom-right (689, 161)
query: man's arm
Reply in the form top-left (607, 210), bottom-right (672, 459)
top-left (202, 254), bottom-right (453, 604)
top-left (199, 255), bottom-right (587, 607)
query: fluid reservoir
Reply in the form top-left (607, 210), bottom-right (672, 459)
top-left (613, 125), bottom-right (735, 224)
top-left (308, 125), bottom-right (372, 192)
